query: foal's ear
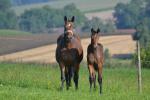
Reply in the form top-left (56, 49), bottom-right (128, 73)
top-left (91, 28), bottom-right (94, 33)
top-left (64, 16), bottom-right (67, 22)
top-left (97, 28), bottom-right (100, 33)
top-left (71, 16), bottom-right (75, 22)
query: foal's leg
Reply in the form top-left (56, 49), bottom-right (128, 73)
top-left (88, 64), bottom-right (94, 91)
top-left (98, 63), bottom-right (103, 94)
top-left (93, 73), bottom-right (96, 90)
top-left (59, 63), bottom-right (65, 90)
top-left (74, 64), bottom-right (79, 90)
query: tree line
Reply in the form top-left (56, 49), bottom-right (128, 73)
top-left (114, 0), bottom-right (150, 68)
top-left (0, 0), bottom-right (116, 34)
top-left (11, 0), bottom-right (50, 6)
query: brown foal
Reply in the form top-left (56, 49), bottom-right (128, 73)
top-left (87, 28), bottom-right (104, 94)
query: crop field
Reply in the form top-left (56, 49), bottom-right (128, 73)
top-left (0, 34), bottom-right (136, 64)
top-left (0, 32), bottom-right (62, 55)
top-left (12, 0), bottom-right (130, 15)
top-left (0, 62), bottom-right (149, 100)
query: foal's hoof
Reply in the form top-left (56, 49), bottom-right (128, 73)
top-left (99, 92), bottom-right (102, 95)
top-left (60, 87), bottom-right (63, 91)
top-left (66, 87), bottom-right (69, 90)
top-left (75, 87), bottom-right (78, 90)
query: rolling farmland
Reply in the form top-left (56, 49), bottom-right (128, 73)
top-left (12, 0), bottom-right (130, 16)
top-left (0, 35), bottom-right (136, 64)
top-left (85, 10), bottom-right (115, 20)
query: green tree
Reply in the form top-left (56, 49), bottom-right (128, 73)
top-left (82, 17), bottom-right (116, 34)
top-left (63, 3), bottom-right (87, 26)
top-left (0, 0), bottom-right (17, 29)
top-left (114, 0), bottom-right (145, 29)
top-left (103, 20), bottom-right (116, 33)
top-left (19, 4), bottom-right (87, 33)
top-left (19, 8), bottom-right (49, 33)
top-left (81, 17), bottom-right (104, 32)
top-left (0, 0), bottom-right (11, 11)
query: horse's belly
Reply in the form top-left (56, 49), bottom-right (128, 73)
top-left (61, 49), bottom-right (77, 65)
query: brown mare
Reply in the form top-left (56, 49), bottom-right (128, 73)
top-left (56, 16), bottom-right (83, 90)
top-left (87, 28), bottom-right (104, 94)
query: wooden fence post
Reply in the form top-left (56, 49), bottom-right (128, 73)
top-left (137, 40), bottom-right (142, 93)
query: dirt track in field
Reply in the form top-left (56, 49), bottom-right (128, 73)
top-left (0, 35), bottom-right (136, 64)
top-left (85, 10), bottom-right (115, 20)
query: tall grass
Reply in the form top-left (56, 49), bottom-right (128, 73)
top-left (0, 62), bottom-right (149, 100)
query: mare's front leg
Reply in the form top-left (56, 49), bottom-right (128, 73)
top-left (59, 63), bottom-right (65, 90)
top-left (65, 67), bottom-right (70, 90)
top-left (68, 67), bottom-right (73, 87)
top-left (74, 64), bottom-right (80, 90)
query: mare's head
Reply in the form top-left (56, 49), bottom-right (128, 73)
top-left (91, 28), bottom-right (100, 48)
top-left (64, 16), bottom-right (75, 42)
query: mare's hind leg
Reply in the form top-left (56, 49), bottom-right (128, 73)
top-left (74, 64), bottom-right (79, 90)
top-left (98, 63), bottom-right (103, 94)
top-left (59, 63), bottom-right (65, 90)
top-left (88, 64), bottom-right (95, 91)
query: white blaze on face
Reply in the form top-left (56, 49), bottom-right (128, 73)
top-left (67, 23), bottom-right (71, 27)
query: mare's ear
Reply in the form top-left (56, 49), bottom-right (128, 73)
top-left (71, 16), bottom-right (75, 22)
top-left (64, 16), bottom-right (67, 22)
top-left (97, 28), bottom-right (100, 33)
top-left (91, 28), bottom-right (95, 33)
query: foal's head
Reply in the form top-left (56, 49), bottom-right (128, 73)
top-left (91, 28), bottom-right (100, 48)
top-left (64, 16), bottom-right (75, 42)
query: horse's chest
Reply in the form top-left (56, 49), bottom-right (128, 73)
top-left (87, 50), bottom-right (101, 63)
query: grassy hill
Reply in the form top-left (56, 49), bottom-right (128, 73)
top-left (12, 0), bottom-right (131, 15)
top-left (0, 62), bottom-right (149, 99)
top-left (0, 29), bottom-right (31, 36)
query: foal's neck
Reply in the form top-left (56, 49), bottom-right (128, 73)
top-left (91, 43), bottom-right (98, 49)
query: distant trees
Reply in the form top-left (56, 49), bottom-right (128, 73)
top-left (19, 7), bottom-right (63, 33)
top-left (114, 0), bottom-right (144, 29)
top-left (114, 0), bottom-right (150, 47)
top-left (115, 0), bottom-right (150, 68)
top-left (0, 0), bottom-right (11, 11)
top-left (0, 0), bottom-right (17, 29)
top-left (63, 4), bottom-right (87, 26)
top-left (19, 4), bottom-right (87, 33)
top-left (11, 0), bottom-right (50, 6)
top-left (82, 17), bottom-right (116, 33)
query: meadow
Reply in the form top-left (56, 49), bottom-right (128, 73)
top-left (0, 62), bottom-right (149, 100)
top-left (12, 0), bottom-right (130, 15)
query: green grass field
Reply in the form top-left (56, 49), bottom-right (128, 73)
top-left (0, 29), bottom-right (31, 36)
top-left (0, 62), bottom-right (149, 100)
top-left (12, 0), bottom-right (130, 15)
